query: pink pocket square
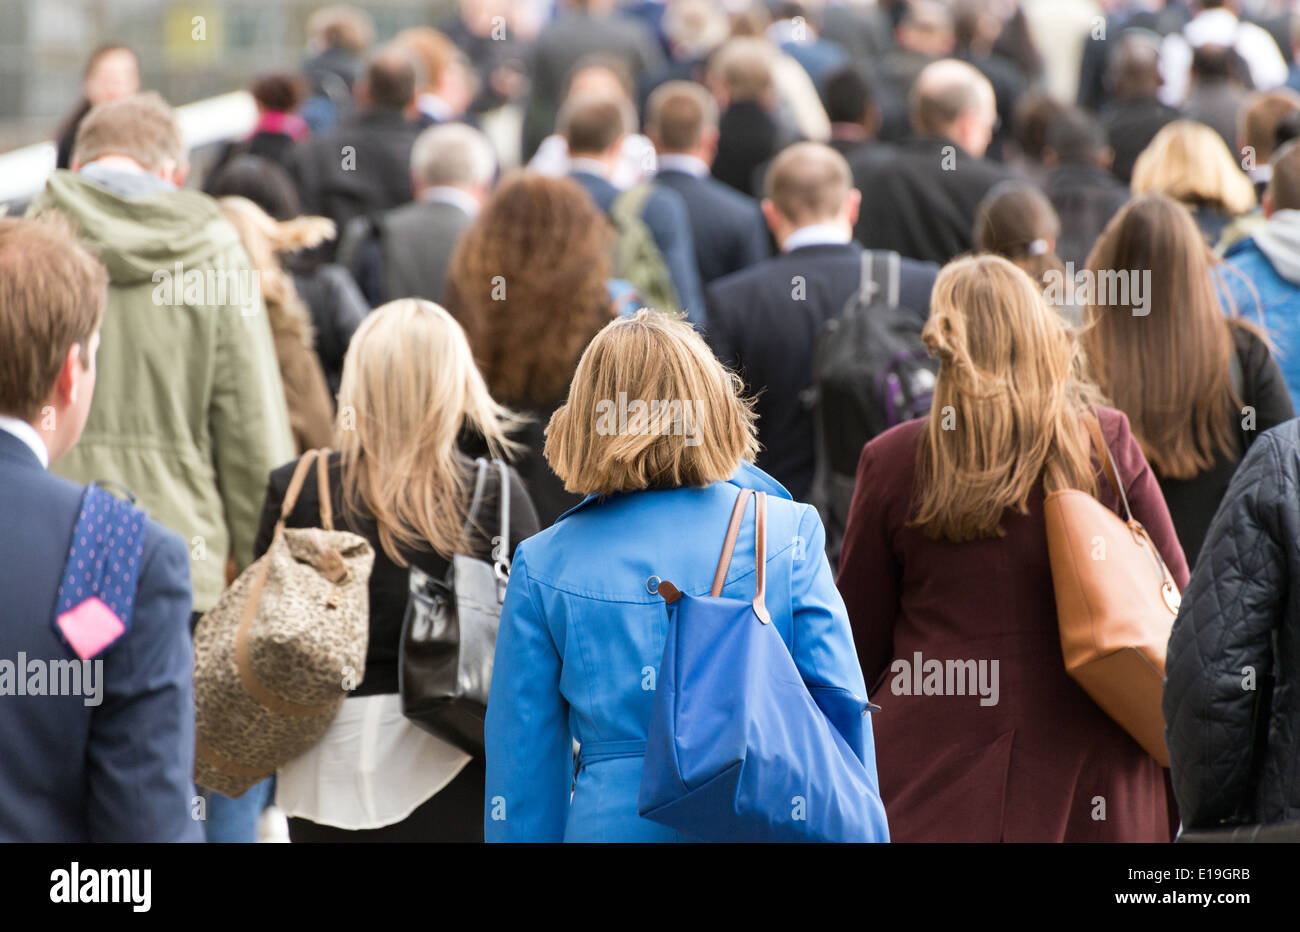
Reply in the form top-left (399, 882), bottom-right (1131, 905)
top-left (56, 597), bottom-right (126, 660)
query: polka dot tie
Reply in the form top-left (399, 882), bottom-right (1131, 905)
top-left (54, 484), bottom-right (146, 652)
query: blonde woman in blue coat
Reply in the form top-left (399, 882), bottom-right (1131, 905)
top-left (484, 310), bottom-right (875, 842)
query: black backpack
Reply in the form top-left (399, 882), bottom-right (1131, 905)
top-left (807, 250), bottom-right (937, 560)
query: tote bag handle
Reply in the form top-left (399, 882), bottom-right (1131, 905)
top-left (709, 488), bottom-right (771, 624)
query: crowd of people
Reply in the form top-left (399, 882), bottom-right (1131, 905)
top-left (3, 0), bottom-right (1300, 843)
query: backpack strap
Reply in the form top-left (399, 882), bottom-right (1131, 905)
top-left (857, 250), bottom-right (876, 303)
top-left (611, 182), bottom-right (656, 225)
top-left (864, 249), bottom-right (901, 309)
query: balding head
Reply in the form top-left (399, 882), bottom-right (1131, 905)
top-left (1108, 33), bottom-right (1162, 99)
top-left (911, 58), bottom-right (997, 157)
top-left (760, 142), bottom-right (861, 245)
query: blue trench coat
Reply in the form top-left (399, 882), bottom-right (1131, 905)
top-left (484, 462), bottom-right (876, 842)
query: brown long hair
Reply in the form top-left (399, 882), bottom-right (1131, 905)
top-left (1080, 194), bottom-right (1243, 479)
top-left (445, 172), bottom-right (614, 408)
top-left (973, 182), bottom-right (1065, 290)
top-left (912, 255), bottom-right (1103, 542)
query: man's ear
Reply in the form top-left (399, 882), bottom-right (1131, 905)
top-left (1097, 145), bottom-right (1115, 171)
top-left (53, 343), bottom-right (83, 408)
top-left (1264, 191), bottom-right (1274, 218)
top-left (760, 198), bottom-right (781, 235)
top-left (171, 159), bottom-right (190, 187)
top-left (844, 188), bottom-right (863, 228)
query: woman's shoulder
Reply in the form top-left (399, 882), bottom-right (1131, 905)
top-left (1093, 405), bottom-right (1131, 433)
top-left (1228, 319), bottom-right (1273, 367)
top-left (1091, 406), bottom-right (1139, 459)
top-left (860, 417), bottom-right (926, 476)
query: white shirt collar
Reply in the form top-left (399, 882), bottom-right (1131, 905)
top-left (416, 93), bottom-right (453, 122)
top-left (0, 415), bottom-right (50, 469)
top-left (781, 223), bottom-right (852, 253)
top-left (656, 153), bottom-right (710, 178)
top-left (568, 156), bottom-right (610, 178)
top-left (420, 185), bottom-right (481, 218)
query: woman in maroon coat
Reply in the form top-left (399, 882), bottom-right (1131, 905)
top-left (837, 255), bottom-right (1190, 842)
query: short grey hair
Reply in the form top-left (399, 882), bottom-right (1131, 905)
top-left (409, 123), bottom-right (497, 189)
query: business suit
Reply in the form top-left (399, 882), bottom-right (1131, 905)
top-left (337, 198), bottom-right (473, 306)
top-left (654, 164), bottom-right (770, 285)
top-left (291, 108), bottom-right (423, 262)
top-left (569, 169), bottom-right (706, 325)
top-left (705, 241), bottom-right (938, 502)
top-left (0, 429), bottom-right (201, 842)
top-left (850, 135), bottom-right (1012, 265)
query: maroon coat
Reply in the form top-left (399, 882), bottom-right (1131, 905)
top-left (837, 408), bottom-right (1190, 842)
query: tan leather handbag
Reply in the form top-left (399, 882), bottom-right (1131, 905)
top-left (193, 449), bottom-right (374, 797)
top-left (1044, 417), bottom-right (1181, 766)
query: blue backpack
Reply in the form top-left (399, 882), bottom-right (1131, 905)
top-left (638, 488), bottom-right (890, 842)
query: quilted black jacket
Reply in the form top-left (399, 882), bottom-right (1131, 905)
top-left (1164, 418), bottom-right (1300, 828)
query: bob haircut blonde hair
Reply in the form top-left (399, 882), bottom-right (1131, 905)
top-left (336, 299), bottom-right (523, 564)
top-left (545, 310), bottom-right (758, 495)
top-left (912, 255), bottom-right (1105, 542)
top-left (1131, 120), bottom-right (1257, 216)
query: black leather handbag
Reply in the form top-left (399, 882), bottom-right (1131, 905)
top-left (398, 458), bottom-right (511, 756)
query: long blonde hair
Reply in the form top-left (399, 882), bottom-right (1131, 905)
top-left (912, 255), bottom-right (1104, 542)
top-left (335, 299), bottom-right (524, 564)
top-left (1130, 120), bottom-right (1257, 216)
top-left (216, 195), bottom-right (334, 346)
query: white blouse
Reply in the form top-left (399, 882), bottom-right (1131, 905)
top-left (275, 693), bottom-right (471, 831)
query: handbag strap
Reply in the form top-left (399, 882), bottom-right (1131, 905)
top-left (493, 459), bottom-right (511, 574)
top-left (1084, 414), bottom-right (1179, 595)
top-left (277, 449), bottom-right (321, 531)
top-left (1084, 415), bottom-right (1133, 523)
top-left (459, 458), bottom-right (512, 575)
top-left (316, 448), bottom-right (334, 531)
top-left (461, 458), bottom-right (491, 541)
top-left (709, 488), bottom-right (771, 624)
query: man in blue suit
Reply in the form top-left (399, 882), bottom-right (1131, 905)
top-left (0, 216), bottom-right (202, 842)
top-left (706, 143), bottom-right (939, 502)
top-left (560, 91), bottom-right (707, 325)
top-left (646, 80), bottom-right (770, 286)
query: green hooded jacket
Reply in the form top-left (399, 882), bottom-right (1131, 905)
top-left (29, 170), bottom-right (295, 612)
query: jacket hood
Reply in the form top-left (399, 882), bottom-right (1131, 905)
top-left (1250, 209), bottom-right (1300, 286)
top-left (31, 170), bottom-right (240, 286)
